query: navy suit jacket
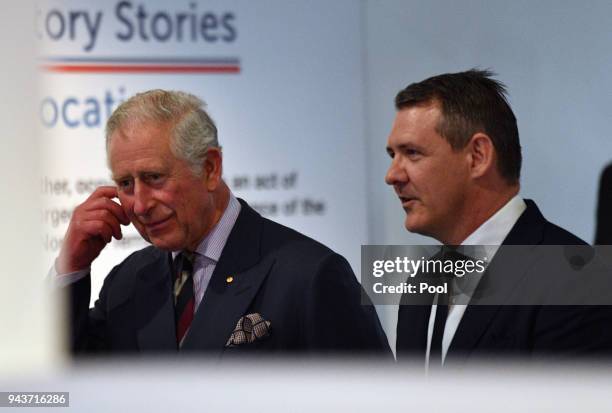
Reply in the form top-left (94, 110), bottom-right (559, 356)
top-left (397, 200), bottom-right (612, 364)
top-left (70, 199), bottom-right (391, 357)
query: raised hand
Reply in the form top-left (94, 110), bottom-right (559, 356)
top-left (56, 186), bottom-right (130, 274)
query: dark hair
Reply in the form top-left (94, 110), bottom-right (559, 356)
top-left (395, 69), bottom-right (521, 184)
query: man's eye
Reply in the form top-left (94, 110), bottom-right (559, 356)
top-left (117, 180), bottom-right (132, 190)
top-left (404, 148), bottom-right (421, 158)
top-left (146, 173), bottom-right (164, 183)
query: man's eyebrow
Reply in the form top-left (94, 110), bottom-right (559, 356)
top-left (111, 174), bottom-right (128, 182)
top-left (397, 143), bottom-right (426, 152)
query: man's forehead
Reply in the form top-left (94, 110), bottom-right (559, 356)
top-left (389, 105), bottom-right (441, 139)
top-left (396, 103), bottom-right (441, 124)
top-left (108, 122), bottom-right (174, 161)
top-left (111, 119), bottom-right (172, 141)
top-left (108, 122), bottom-right (176, 173)
top-left (109, 152), bottom-right (172, 178)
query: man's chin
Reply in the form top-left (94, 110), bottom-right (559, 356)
top-left (144, 231), bottom-right (184, 251)
top-left (404, 215), bottom-right (426, 235)
top-left (149, 238), bottom-right (183, 251)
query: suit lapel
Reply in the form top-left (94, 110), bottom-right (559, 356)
top-left (180, 259), bottom-right (274, 355)
top-left (447, 200), bottom-right (546, 361)
top-left (136, 252), bottom-right (177, 352)
top-left (181, 200), bottom-right (270, 355)
top-left (447, 245), bottom-right (537, 361)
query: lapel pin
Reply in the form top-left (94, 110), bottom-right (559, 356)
top-left (226, 276), bottom-right (234, 284)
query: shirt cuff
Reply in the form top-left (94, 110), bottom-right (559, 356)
top-left (49, 260), bottom-right (90, 288)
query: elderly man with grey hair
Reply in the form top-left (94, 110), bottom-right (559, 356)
top-left (56, 89), bottom-right (390, 356)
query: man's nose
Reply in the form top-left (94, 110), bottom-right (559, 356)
top-left (133, 182), bottom-right (154, 216)
top-left (385, 159), bottom-right (407, 187)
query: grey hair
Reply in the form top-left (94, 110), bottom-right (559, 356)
top-left (105, 89), bottom-right (219, 175)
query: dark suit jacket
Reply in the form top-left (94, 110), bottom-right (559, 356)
top-left (70, 199), bottom-right (390, 357)
top-left (397, 199), bottom-right (612, 365)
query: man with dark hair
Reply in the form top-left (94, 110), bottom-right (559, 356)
top-left (55, 89), bottom-right (390, 356)
top-left (386, 69), bottom-right (611, 367)
top-left (394, 69), bottom-right (521, 184)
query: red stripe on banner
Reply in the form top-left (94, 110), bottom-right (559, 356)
top-left (41, 65), bottom-right (240, 74)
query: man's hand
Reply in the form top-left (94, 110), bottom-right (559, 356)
top-left (56, 186), bottom-right (130, 274)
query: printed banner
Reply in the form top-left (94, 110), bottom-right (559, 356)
top-left (39, 0), bottom-right (367, 304)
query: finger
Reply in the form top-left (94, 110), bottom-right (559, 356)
top-left (83, 197), bottom-right (129, 225)
top-left (80, 220), bottom-right (114, 244)
top-left (86, 186), bottom-right (119, 202)
top-left (83, 210), bottom-right (123, 240)
top-left (83, 196), bottom-right (130, 225)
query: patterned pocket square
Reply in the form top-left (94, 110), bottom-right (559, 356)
top-left (225, 313), bottom-right (272, 347)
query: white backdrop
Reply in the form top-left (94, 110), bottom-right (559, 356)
top-left (365, 0), bottom-right (612, 246)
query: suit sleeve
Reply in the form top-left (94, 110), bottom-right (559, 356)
top-left (299, 253), bottom-right (392, 356)
top-left (69, 264), bottom-right (122, 353)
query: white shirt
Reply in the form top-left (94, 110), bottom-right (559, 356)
top-left (425, 195), bottom-right (527, 369)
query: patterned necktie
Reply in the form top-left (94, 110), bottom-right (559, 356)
top-left (173, 251), bottom-right (195, 347)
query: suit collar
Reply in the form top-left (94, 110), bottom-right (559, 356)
top-left (500, 199), bottom-right (547, 245)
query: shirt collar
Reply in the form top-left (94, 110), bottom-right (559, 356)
top-left (172, 192), bottom-right (241, 263)
top-left (461, 195), bottom-right (527, 260)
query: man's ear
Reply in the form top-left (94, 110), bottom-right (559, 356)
top-left (202, 148), bottom-right (223, 191)
top-left (467, 132), bottom-right (495, 179)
